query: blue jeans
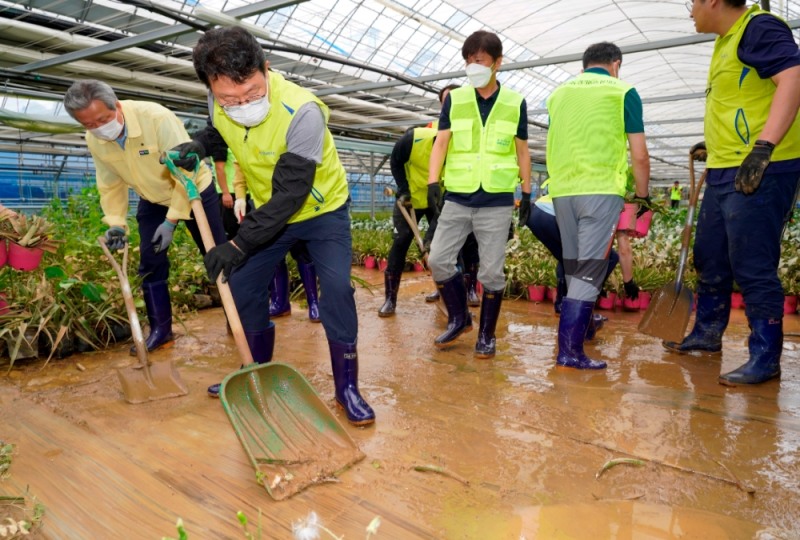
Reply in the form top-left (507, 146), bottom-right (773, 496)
top-left (228, 204), bottom-right (357, 342)
top-left (137, 183), bottom-right (226, 283)
top-left (694, 172), bottom-right (800, 320)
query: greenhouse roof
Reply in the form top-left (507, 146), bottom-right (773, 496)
top-left (1, 0), bottom-right (799, 183)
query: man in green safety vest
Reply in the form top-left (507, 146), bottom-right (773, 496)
top-left (546, 42), bottom-right (651, 370)
top-left (670, 181), bottom-right (682, 209)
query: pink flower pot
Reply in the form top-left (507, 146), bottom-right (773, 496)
top-left (617, 203), bottom-right (653, 238)
top-left (363, 255), bottom-right (376, 269)
top-left (0, 239), bottom-right (7, 267)
top-left (731, 292), bottom-right (744, 310)
top-left (638, 291), bottom-right (651, 311)
top-left (413, 262), bottom-right (425, 272)
top-left (623, 297), bottom-right (640, 312)
top-left (597, 292), bottom-right (616, 311)
top-left (527, 284), bottom-right (547, 302)
top-left (476, 281), bottom-right (483, 295)
top-left (546, 286), bottom-right (558, 302)
top-left (784, 295), bottom-right (797, 315)
top-left (8, 242), bottom-right (44, 271)
top-left (378, 258), bottom-right (388, 272)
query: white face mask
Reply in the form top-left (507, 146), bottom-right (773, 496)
top-left (90, 115), bottom-right (124, 141)
top-left (224, 96), bottom-right (270, 127)
top-left (465, 62), bottom-right (494, 88)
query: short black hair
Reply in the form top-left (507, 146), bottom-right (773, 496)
top-left (582, 42), bottom-right (622, 69)
top-left (193, 26), bottom-right (266, 87)
top-left (724, 0), bottom-right (747, 6)
top-left (438, 83), bottom-right (460, 104)
top-left (462, 30), bottom-right (502, 61)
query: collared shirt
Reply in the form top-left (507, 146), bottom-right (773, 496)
top-left (87, 100), bottom-right (212, 228)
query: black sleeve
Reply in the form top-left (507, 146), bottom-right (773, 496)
top-left (233, 152), bottom-right (316, 253)
top-left (390, 129), bottom-right (414, 195)
top-left (193, 118), bottom-right (229, 162)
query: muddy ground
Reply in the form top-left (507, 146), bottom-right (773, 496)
top-left (2, 267), bottom-right (799, 539)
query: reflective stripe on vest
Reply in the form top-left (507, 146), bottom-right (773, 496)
top-left (443, 86), bottom-right (523, 193)
top-left (706, 5), bottom-right (800, 167)
top-left (213, 71), bottom-right (348, 223)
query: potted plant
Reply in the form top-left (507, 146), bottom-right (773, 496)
top-left (1, 212), bottom-right (59, 271)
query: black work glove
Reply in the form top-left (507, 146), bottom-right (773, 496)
top-left (151, 220), bottom-right (177, 254)
top-left (164, 140), bottom-right (206, 170)
top-left (518, 192), bottom-right (531, 227)
top-left (623, 279), bottom-right (639, 300)
top-left (204, 241), bottom-right (247, 283)
top-left (104, 226), bottom-right (127, 251)
top-left (427, 183), bottom-right (442, 216)
top-left (632, 195), bottom-right (651, 218)
top-left (735, 140), bottom-right (774, 195)
top-left (396, 190), bottom-right (412, 208)
top-left (689, 141), bottom-right (707, 162)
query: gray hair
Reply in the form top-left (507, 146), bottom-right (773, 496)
top-left (63, 80), bottom-right (119, 118)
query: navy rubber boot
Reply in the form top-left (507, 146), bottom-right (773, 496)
top-left (475, 289), bottom-right (503, 358)
top-left (129, 280), bottom-right (174, 355)
top-left (556, 298), bottom-right (607, 370)
top-left (329, 340), bottom-right (375, 426)
top-left (719, 318), bottom-right (782, 386)
top-left (464, 263), bottom-right (481, 307)
top-left (378, 272), bottom-right (401, 318)
top-left (663, 294), bottom-right (730, 355)
top-left (208, 322), bottom-right (275, 397)
top-left (269, 259), bottom-right (291, 318)
top-left (298, 261), bottom-right (321, 323)
top-left (434, 273), bottom-right (473, 348)
top-left (554, 278), bottom-right (567, 315)
top-left (585, 313), bottom-right (607, 341)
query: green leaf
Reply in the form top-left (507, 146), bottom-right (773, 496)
top-left (58, 278), bottom-right (79, 290)
top-left (44, 266), bottom-right (68, 279)
top-left (81, 283), bottom-right (104, 302)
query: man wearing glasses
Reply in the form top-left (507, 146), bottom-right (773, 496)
top-left (667, 0), bottom-right (800, 385)
top-left (172, 27), bottom-right (374, 425)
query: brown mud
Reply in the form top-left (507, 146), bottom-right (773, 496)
top-left (2, 267), bottom-right (799, 539)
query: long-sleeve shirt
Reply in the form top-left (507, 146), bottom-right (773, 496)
top-left (88, 100), bottom-right (212, 228)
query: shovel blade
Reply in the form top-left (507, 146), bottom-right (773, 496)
top-left (638, 281), bottom-right (694, 343)
top-left (117, 361), bottom-right (189, 404)
top-left (220, 362), bottom-right (364, 500)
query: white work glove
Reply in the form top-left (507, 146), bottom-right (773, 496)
top-left (234, 198), bottom-right (247, 223)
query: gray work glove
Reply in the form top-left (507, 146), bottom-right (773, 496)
top-left (152, 220), bottom-right (177, 254)
top-left (104, 226), bottom-right (127, 251)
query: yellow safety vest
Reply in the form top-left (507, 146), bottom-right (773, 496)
top-left (406, 127), bottom-right (436, 209)
top-left (443, 86), bottom-right (523, 193)
top-left (213, 71), bottom-right (349, 223)
top-left (706, 4), bottom-right (800, 167)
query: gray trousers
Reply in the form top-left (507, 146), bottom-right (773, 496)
top-left (428, 200), bottom-right (513, 291)
top-left (553, 194), bottom-right (622, 302)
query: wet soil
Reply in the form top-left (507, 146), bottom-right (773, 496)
top-left (2, 267), bottom-right (799, 539)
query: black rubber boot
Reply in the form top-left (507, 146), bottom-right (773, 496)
top-left (298, 261), bottom-right (320, 323)
top-left (475, 288), bottom-right (502, 358)
top-left (269, 259), bottom-right (291, 318)
top-left (425, 290), bottom-right (440, 302)
top-left (129, 280), bottom-right (174, 355)
top-left (585, 313), bottom-right (606, 341)
top-left (208, 323), bottom-right (275, 397)
top-left (329, 340), bottom-right (375, 426)
top-left (719, 318), bottom-right (782, 386)
top-left (663, 294), bottom-right (730, 355)
top-left (434, 273), bottom-right (473, 348)
top-left (464, 263), bottom-right (481, 307)
top-left (556, 298), bottom-right (607, 370)
top-left (378, 272), bottom-right (401, 318)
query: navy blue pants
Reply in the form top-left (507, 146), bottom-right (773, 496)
top-left (228, 204), bottom-right (357, 342)
top-left (137, 183), bottom-right (227, 283)
top-left (694, 173), bottom-right (800, 320)
top-left (526, 204), bottom-right (619, 286)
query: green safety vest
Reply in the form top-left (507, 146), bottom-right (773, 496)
top-left (546, 72), bottom-right (631, 198)
top-left (406, 127), bottom-right (436, 209)
top-left (443, 86), bottom-right (523, 193)
top-left (670, 185), bottom-right (681, 200)
top-left (212, 71), bottom-right (349, 223)
top-left (706, 4), bottom-right (800, 167)
top-left (213, 147), bottom-right (237, 194)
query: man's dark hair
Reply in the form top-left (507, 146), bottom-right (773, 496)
top-left (193, 26), bottom-right (266, 87)
top-left (724, 0), bottom-right (747, 6)
top-left (462, 30), bottom-right (502, 61)
top-left (438, 83), bottom-right (460, 104)
top-left (582, 42), bottom-right (622, 69)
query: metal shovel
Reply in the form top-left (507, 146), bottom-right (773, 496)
top-left (638, 152), bottom-right (706, 343)
top-left (98, 237), bottom-right (188, 404)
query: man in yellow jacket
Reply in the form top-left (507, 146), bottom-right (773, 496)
top-left (173, 27), bottom-right (374, 425)
top-left (64, 80), bottom-right (227, 355)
